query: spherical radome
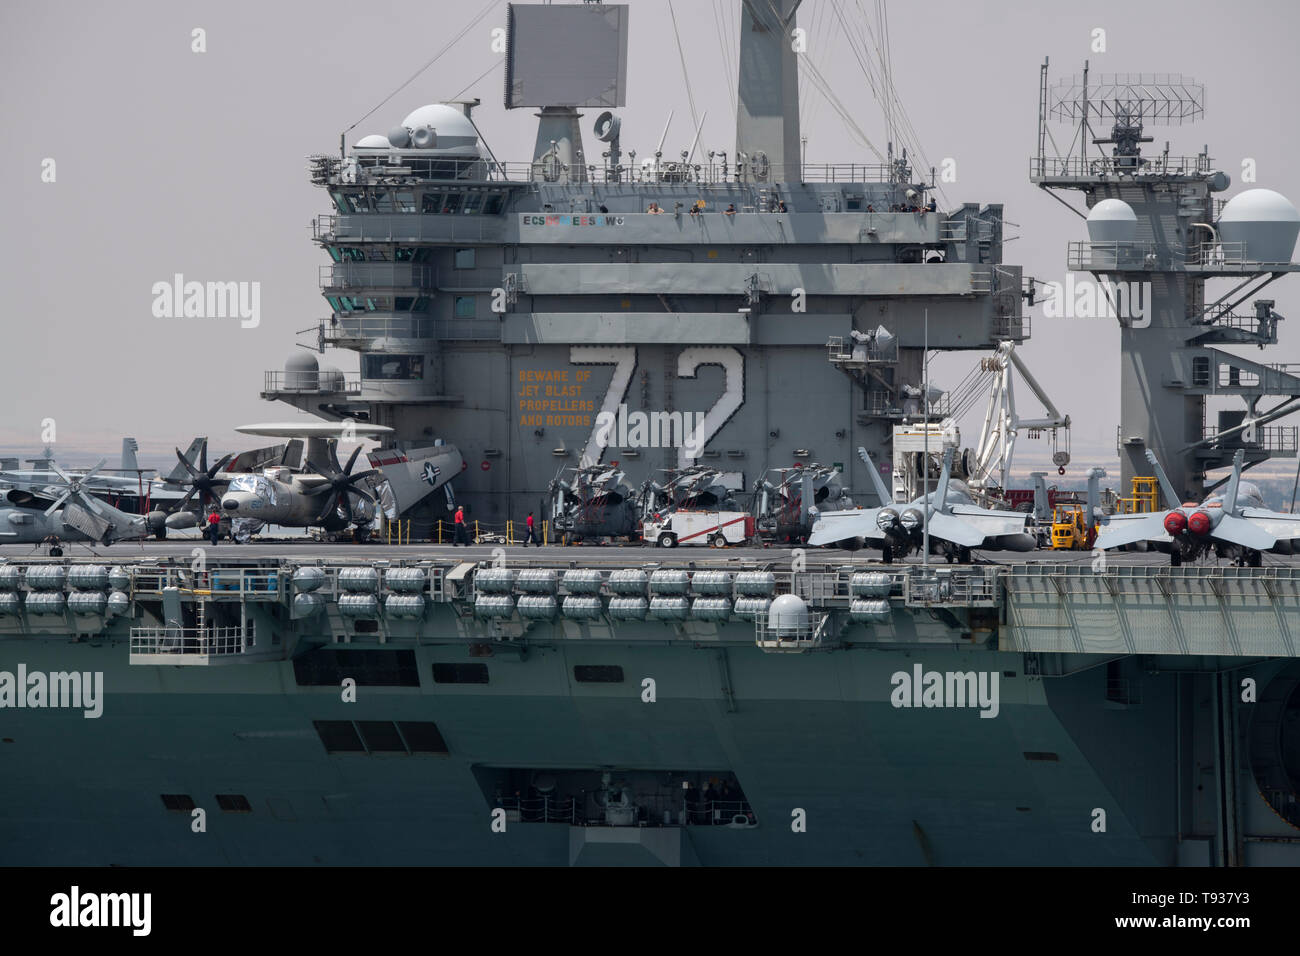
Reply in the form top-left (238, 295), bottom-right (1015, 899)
top-left (398, 104), bottom-right (477, 140)
top-left (1217, 188), bottom-right (1300, 263)
top-left (767, 592), bottom-right (809, 631)
top-left (354, 134), bottom-right (391, 149)
top-left (284, 352), bottom-right (319, 390)
top-left (1086, 198), bottom-right (1138, 243)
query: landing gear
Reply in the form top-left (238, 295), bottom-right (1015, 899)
top-left (958, 546), bottom-right (972, 564)
top-left (154, 528), bottom-right (167, 541)
top-left (1170, 551), bottom-right (1182, 567)
top-left (1246, 550), bottom-right (1262, 568)
top-left (881, 543), bottom-right (893, 565)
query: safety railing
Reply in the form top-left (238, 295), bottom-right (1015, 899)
top-left (323, 316), bottom-right (434, 341)
top-left (1202, 425), bottom-right (1298, 454)
top-left (319, 263), bottom-right (435, 290)
top-left (313, 214), bottom-right (500, 244)
top-left (1067, 240), bottom-right (1158, 271)
top-left (1196, 310), bottom-right (1280, 337)
top-left (433, 519), bottom-right (551, 546)
top-left (129, 625), bottom-right (254, 665)
top-left (496, 793), bottom-right (755, 828)
top-left (826, 335), bottom-right (899, 366)
top-left (262, 370), bottom-right (361, 394)
top-left (1030, 154), bottom-right (1212, 179)
top-left (939, 220), bottom-right (995, 242)
top-left (863, 390), bottom-right (952, 419)
top-left (1003, 563), bottom-right (1300, 598)
top-left (904, 569), bottom-right (999, 607)
top-left (332, 152), bottom-right (911, 187)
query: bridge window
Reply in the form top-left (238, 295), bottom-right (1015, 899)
top-left (215, 794), bottom-right (253, 813)
top-left (363, 354), bottom-right (424, 380)
top-left (160, 794), bottom-right (196, 812)
top-left (395, 191), bottom-right (416, 213)
top-left (484, 193), bottom-right (506, 215)
top-left (455, 295), bottom-right (476, 319)
top-left (454, 248), bottom-right (476, 270)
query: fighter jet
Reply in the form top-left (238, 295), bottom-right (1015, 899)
top-left (0, 459), bottom-right (148, 548)
top-left (809, 447), bottom-right (1036, 562)
top-left (1093, 449), bottom-right (1300, 567)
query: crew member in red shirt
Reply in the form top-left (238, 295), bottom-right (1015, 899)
top-left (453, 505), bottom-right (468, 546)
top-left (523, 511), bottom-right (536, 547)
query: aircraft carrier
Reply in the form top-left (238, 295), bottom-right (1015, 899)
top-left (3, 1), bottom-right (1300, 867)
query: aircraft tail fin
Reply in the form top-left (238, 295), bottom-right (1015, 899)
top-left (1086, 467), bottom-right (1107, 534)
top-left (934, 448), bottom-right (954, 514)
top-left (1029, 472), bottom-right (1051, 522)
top-left (1143, 449), bottom-right (1182, 510)
top-left (165, 438), bottom-right (205, 483)
top-left (857, 446), bottom-right (893, 505)
top-left (1223, 449), bottom-right (1244, 517)
top-left (120, 438), bottom-right (140, 474)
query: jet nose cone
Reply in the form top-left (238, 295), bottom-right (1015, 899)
top-left (222, 498), bottom-right (239, 511)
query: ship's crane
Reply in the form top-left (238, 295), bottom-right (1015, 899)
top-left (968, 341), bottom-right (1071, 492)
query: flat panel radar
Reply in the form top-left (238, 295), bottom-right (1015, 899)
top-left (504, 3), bottom-right (629, 109)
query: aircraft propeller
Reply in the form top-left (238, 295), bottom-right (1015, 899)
top-left (307, 445), bottom-right (377, 524)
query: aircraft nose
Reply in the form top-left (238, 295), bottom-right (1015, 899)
top-left (222, 498), bottom-right (239, 511)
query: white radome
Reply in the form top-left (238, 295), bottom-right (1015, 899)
top-left (354, 134), bottom-right (391, 149)
top-left (1216, 188), bottom-right (1300, 264)
top-left (1086, 198), bottom-right (1138, 243)
top-left (766, 593), bottom-right (810, 631)
top-left (398, 104), bottom-right (478, 140)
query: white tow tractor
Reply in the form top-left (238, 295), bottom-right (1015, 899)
top-left (643, 510), bottom-right (753, 548)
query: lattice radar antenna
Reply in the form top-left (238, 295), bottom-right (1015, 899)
top-left (1037, 60), bottom-right (1207, 175)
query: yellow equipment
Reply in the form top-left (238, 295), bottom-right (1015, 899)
top-left (1118, 476), bottom-right (1159, 514)
top-left (1050, 503), bottom-right (1089, 550)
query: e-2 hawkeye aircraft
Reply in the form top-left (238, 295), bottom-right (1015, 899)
top-left (808, 446), bottom-right (1035, 562)
top-left (0, 459), bottom-right (149, 549)
top-left (212, 423), bottom-right (395, 540)
top-left (1092, 448), bottom-right (1300, 567)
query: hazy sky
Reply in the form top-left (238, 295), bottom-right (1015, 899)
top-left (3, 0), bottom-right (1298, 479)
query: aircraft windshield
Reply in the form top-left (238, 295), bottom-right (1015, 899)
top-left (228, 475), bottom-right (276, 502)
